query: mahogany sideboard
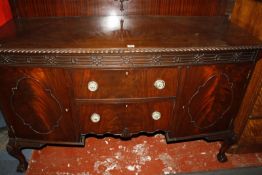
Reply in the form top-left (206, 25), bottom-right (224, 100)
top-left (0, 2), bottom-right (262, 172)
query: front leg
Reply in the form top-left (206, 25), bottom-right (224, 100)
top-left (6, 139), bottom-right (28, 172)
top-left (217, 132), bottom-right (238, 162)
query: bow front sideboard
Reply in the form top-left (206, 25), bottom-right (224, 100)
top-left (0, 9), bottom-right (261, 173)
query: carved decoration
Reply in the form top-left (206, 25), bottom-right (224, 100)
top-left (120, 127), bottom-right (132, 139)
top-left (0, 50), bottom-right (258, 67)
top-left (114, 0), bottom-right (129, 12)
top-left (6, 140), bottom-right (28, 172)
top-left (10, 76), bottom-right (63, 134)
top-left (0, 46), bottom-right (261, 54)
top-left (187, 73), bottom-right (234, 129)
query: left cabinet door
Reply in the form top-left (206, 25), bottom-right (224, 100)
top-left (0, 67), bottom-right (79, 142)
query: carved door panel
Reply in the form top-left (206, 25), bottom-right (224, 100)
top-left (171, 63), bottom-right (253, 138)
top-left (0, 67), bottom-right (78, 142)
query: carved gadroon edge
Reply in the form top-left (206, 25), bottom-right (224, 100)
top-left (186, 73), bottom-right (234, 130)
top-left (0, 46), bottom-right (261, 54)
top-left (10, 76), bottom-right (64, 135)
top-left (0, 48), bottom-right (259, 67)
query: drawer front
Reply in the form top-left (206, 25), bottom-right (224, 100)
top-left (78, 99), bottom-right (174, 134)
top-left (71, 68), bottom-right (178, 99)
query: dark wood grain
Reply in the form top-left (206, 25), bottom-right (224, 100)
top-left (0, 16), bottom-right (261, 50)
top-left (9, 0), bottom-right (231, 18)
top-left (231, 0), bottom-right (262, 40)
top-left (229, 0), bottom-right (262, 153)
top-left (77, 99), bottom-right (174, 134)
top-left (236, 118), bottom-right (262, 153)
top-left (230, 59), bottom-right (262, 153)
top-left (169, 63), bottom-right (252, 138)
top-left (0, 1), bottom-right (261, 171)
top-left (11, 76), bottom-right (63, 134)
top-left (0, 67), bottom-right (79, 142)
top-left (251, 86), bottom-right (262, 118)
top-left (71, 68), bottom-right (178, 99)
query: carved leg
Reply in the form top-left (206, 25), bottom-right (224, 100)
top-left (6, 140), bottom-right (28, 172)
top-left (217, 133), bottom-right (238, 163)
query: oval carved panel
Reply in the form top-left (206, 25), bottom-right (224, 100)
top-left (187, 73), bottom-right (233, 129)
top-left (10, 76), bottom-right (63, 134)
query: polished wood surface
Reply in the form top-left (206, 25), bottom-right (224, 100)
top-left (0, 67), bottom-right (79, 142)
top-left (78, 99), bottom-right (174, 135)
top-left (229, 0), bottom-right (262, 153)
top-left (0, 1), bottom-right (262, 172)
top-left (237, 118), bottom-right (262, 153)
top-left (9, 0), bottom-right (232, 18)
top-left (251, 86), bottom-right (262, 118)
top-left (230, 59), bottom-right (262, 153)
top-left (231, 0), bottom-right (262, 40)
top-left (233, 59), bottom-right (262, 134)
top-left (71, 68), bottom-right (178, 99)
top-left (0, 16), bottom-right (261, 49)
top-left (169, 63), bottom-right (252, 138)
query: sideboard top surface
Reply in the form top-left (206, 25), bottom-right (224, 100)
top-left (0, 16), bottom-right (261, 53)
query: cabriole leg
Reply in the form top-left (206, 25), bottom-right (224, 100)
top-left (6, 140), bottom-right (28, 172)
top-left (217, 133), bottom-right (237, 163)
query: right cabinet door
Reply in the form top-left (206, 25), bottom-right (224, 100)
top-left (171, 63), bottom-right (253, 138)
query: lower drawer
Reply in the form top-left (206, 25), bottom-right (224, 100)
top-left (77, 99), bottom-right (174, 134)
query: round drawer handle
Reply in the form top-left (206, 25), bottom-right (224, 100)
top-left (90, 113), bottom-right (101, 123)
top-left (88, 81), bottom-right (98, 92)
top-left (152, 111), bottom-right (161, 120)
top-left (154, 79), bottom-right (165, 90)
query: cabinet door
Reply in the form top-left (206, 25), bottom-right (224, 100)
top-left (0, 67), bottom-right (78, 142)
top-left (170, 63), bottom-right (253, 138)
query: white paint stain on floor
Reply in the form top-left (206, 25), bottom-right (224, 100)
top-left (56, 172), bottom-right (90, 175)
top-left (255, 153), bottom-right (262, 163)
top-left (94, 158), bottom-right (120, 175)
top-left (126, 165), bottom-right (135, 171)
top-left (114, 152), bottom-right (123, 160)
top-left (158, 153), bottom-right (177, 174)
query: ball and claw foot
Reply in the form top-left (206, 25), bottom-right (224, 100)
top-left (217, 152), bottom-right (228, 163)
top-left (16, 161), bottom-right (28, 172)
top-left (216, 132), bottom-right (237, 163)
top-left (6, 140), bottom-right (28, 173)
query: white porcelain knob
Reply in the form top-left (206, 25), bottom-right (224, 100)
top-left (90, 113), bottom-right (101, 123)
top-left (152, 111), bottom-right (161, 120)
top-left (154, 79), bottom-right (165, 90)
top-left (88, 81), bottom-right (98, 92)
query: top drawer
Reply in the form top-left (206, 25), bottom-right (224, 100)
top-left (71, 68), bottom-right (179, 99)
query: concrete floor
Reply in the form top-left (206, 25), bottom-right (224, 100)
top-left (27, 135), bottom-right (262, 174)
top-left (0, 111), bottom-right (6, 128)
top-left (0, 127), bottom-right (32, 175)
top-left (179, 166), bottom-right (262, 175)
